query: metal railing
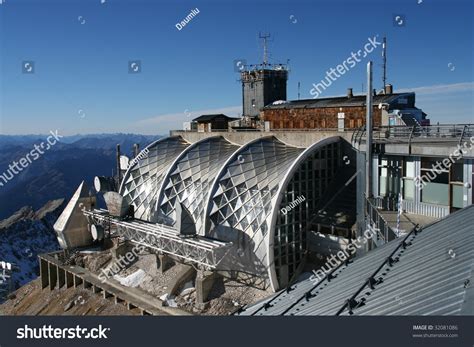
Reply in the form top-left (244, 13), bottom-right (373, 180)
top-left (365, 197), bottom-right (398, 243)
top-left (350, 124), bottom-right (474, 147)
top-left (370, 196), bottom-right (398, 211)
top-left (178, 123), bottom-right (474, 139)
top-left (371, 124), bottom-right (474, 142)
top-left (175, 127), bottom-right (359, 133)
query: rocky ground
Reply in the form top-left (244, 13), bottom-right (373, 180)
top-left (0, 199), bottom-right (65, 302)
top-left (0, 278), bottom-right (137, 316)
top-left (79, 247), bottom-right (271, 316)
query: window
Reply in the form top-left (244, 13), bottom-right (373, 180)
top-left (379, 157), bottom-right (402, 197)
top-left (403, 158), bottom-right (415, 201)
top-left (420, 158), bottom-right (449, 205)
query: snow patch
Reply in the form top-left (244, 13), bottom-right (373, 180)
top-left (113, 269), bottom-right (146, 288)
top-left (159, 293), bottom-right (178, 308)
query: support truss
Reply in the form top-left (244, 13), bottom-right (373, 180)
top-left (83, 209), bottom-right (231, 270)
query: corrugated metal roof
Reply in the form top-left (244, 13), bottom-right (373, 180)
top-left (263, 93), bottom-right (413, 110)
top-left (237, 205), bottom-right (474, 316)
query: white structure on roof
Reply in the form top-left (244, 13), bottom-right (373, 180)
top-left (116, 134), bottom-right (346, 291)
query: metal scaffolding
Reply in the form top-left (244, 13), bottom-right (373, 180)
top-left (83, 209), bottom-right (232, 270)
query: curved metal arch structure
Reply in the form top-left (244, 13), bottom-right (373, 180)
top-left (119, 136), bottom-right (190, 221)
top-left (204, 136), bottom-right (304, 277)
top-left (155, 136), bottom-right (240, 236)
top-left (267, 136), bottom-right (342, 290)
top-left (116, 134), bottom-right (345, 291)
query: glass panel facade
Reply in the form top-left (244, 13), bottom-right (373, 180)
top-left (402, 158), bottom-right (415, 201)
top-left (403, 179), bottom-right (415, 201)
top-left (452, 185), bottom-right (464, 209)
top-left (421, 182), bottom-right (449, 205)
top-left (274, 142), bottom-right (341, 287)
top-left (379, 157), bottom-right (402, 197)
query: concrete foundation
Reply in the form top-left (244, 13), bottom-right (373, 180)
top-left (40, 258), bottom-right (49, 289)
top-left (196, 270), bottom-right (220, 304)
top-left (158, 254), bottom-right (173, 274)
top-left (167, 264), bottom-right (196, 296)
top-left (38, 252), bottom-right (190, 316)
top-left (135, 254), bottom-right (159, 276)
top-left (48, 263), bottom-right (57, 290)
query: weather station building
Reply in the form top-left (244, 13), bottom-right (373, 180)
top-left (48, 38), bottom-right (474, 315)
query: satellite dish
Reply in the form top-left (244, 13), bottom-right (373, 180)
top-left (91, 224), bottom-right (105, 241)
top-left (94, 176), bottom-right (115, 193)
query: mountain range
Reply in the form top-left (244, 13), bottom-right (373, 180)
top-left (0, 133), bottom-right (161, 220)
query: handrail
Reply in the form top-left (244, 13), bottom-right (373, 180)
top-left (176, 124), bottom-right (474, 140)
top-left (365, 197), bottom-right (398, 243)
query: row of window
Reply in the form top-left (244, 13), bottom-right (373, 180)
top-left (379, 156), bottom-right (468, 209)
top-left (270, 118), bottom-right (364, 129)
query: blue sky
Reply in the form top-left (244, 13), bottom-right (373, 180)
top-left (0, 0), bottom-right (473, 135)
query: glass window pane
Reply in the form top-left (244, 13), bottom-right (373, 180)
top-left (405, 160), bottom-right (415, 178)
top-left (452, 185), bottom-right (464, 208)
top-left (451, 163), bottom-right (464, 182)
top-left (403, 179), bottom-right (414, 201)
top-left (421, 183), bottom-right (449, 205)
top-left (380, 177), bottom-right (387, 197)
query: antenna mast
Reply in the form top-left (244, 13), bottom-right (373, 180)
top-left (382, 36), bottom-right (387, 90)
top-left (259, 32), bottom-right (271, 66)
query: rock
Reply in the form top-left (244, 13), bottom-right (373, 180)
top-left (64, 300), bottom-right (75, 312)
top-left (0, 206), bottom-right (35, 229)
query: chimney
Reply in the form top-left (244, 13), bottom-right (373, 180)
top-left (347, 88), bottom-right (353, 98)
top-left (384, 84), bottom-right (393, 94)
top-left (373, 88), bottom-right (377, 96)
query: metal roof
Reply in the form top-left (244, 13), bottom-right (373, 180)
top-left (192, 114), bottom-right (239, 122)
top-left (263, 93), bottom-right (414, 110)
top-left (237, 205), bottom-right (474, 315)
